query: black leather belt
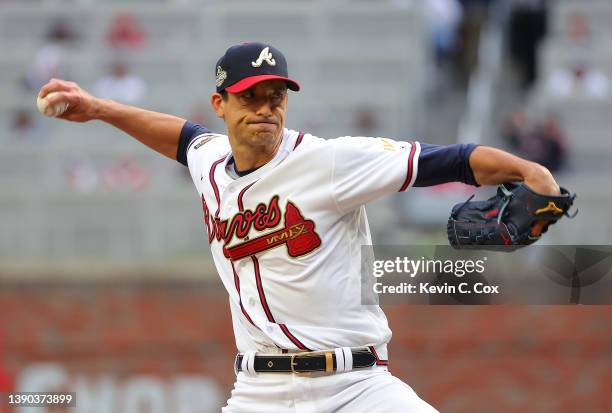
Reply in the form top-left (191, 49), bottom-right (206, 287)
top-left (235, 349), bottom-right (377, 374)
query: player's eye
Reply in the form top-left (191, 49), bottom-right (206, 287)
top-left (270, 90), bottom-right (286, 103)
top-left (241, 91), bottom-right (254, 100)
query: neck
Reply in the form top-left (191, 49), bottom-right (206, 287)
top-left (229, 133), bottom-right (283, 171)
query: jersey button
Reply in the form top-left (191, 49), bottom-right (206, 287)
top-left (248, 297), bottom-right (256, 307)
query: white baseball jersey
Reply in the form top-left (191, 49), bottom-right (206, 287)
top-left (183, 126), bottom-right (421, 364)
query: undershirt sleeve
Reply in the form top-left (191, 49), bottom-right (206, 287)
top-left (413, 143), bottom-right (480, 187)
top-left (176, 121), bottom-right (212, 166)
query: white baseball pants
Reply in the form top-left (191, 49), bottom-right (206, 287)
top-left (222, 366), bottom-right (438, 413)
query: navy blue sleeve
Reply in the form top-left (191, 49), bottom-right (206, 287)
top-left (413, 143), bottom-right (480, 187)
top-left (176, 121), bottom-right (212, 166)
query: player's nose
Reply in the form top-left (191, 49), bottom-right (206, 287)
top-left (255, 100), bottom-right (274, 117)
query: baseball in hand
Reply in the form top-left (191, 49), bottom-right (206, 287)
top-left (36, 91), bottom-right (69, 117)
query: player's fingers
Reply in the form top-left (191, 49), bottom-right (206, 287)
top-left (44, 91), bottom-right (79, 120)
top-left (38, 84), bottom-right (53, 99)
top-left (38, 78), bottom-right (76, 98)
top-left (44, 91), bottom-right (73, 107)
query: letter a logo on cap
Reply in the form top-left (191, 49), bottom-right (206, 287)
top-left (251, 47), bottom-right (276, 68)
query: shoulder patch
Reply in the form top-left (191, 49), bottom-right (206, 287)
top-left (190, 134), bottom-right (219, 152)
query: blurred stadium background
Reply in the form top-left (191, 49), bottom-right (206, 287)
top-left (0, 0), bottom-right (610, 412)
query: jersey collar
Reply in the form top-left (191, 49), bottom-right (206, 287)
top-left (222, 128), bottom-right (298, 183)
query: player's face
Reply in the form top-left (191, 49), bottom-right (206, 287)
top-left (212, 80), bottom-right (288, 148)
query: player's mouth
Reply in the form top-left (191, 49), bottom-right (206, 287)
top-left (247, 120), bottom-right (279, 134)
top-left (247, 120), bottom-right (278, 125)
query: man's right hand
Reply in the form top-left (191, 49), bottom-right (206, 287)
top-left (38, 78), bottom-right (101, 123)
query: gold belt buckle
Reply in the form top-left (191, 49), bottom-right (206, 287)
top-left (290, 352), bottom-right (305, 375)
top-left (290, 351), bottom-right (334, 375)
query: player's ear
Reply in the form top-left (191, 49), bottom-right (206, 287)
top-left (210, 93), bottom-right (225, 118)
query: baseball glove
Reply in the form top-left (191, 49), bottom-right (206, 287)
top-left (447, 183), bottom-right (577, 250)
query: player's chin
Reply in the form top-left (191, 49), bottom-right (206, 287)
top-left (247, 133), bottom-right (275, 147)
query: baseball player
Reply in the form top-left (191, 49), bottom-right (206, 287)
top-left (39, 42), bottom-right (561, 412)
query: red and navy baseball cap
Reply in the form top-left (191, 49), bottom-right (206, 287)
top-left (215, 42), bottom-right (300, 94)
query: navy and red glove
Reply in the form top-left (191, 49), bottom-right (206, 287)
top-left (448, 183), bottom-right (577, 250)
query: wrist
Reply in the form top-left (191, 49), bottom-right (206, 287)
top-left (91, 98), bottom-right (114, 121)
top-left (522, 163), bottom-right (560, 195)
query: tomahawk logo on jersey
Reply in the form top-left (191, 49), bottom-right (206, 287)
top-left (176, 121), bottom-right (478, 359)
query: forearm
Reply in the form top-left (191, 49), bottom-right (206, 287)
top-left (469, 146), bottom-right (560, 195)
top-left (38, 79), bottom-right (187, 160)
top-left (94, 99), bottom-right (185, 160)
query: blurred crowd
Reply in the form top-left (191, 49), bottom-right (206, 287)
top-left (22, 14), bottom-right (149, 100)
top-left (65, 155), bottom-right (151, 193)
top-left (14, 13), bottom-right (151, 141)
top-left (419, 0), bottom-right (552, 91)
top-left (502, 111), bottom-right (567, 172)
top-left (419, 0), bottom-right (612, 174)
top-left (11, 0), bottom-right (611, 178)
top-left (545, 12), bottom-right (610, 100)
top-left (12, 13), bottom-right (162, 192)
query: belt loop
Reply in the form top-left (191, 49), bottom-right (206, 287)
top-left (334, 348), bottom-right (345, 373)
top-left (234, 354), bottom-right (239, 376)
top-left (241, 351), bottom-right (257, 377)
top-left (342, 347), bottom-right (353, 372)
